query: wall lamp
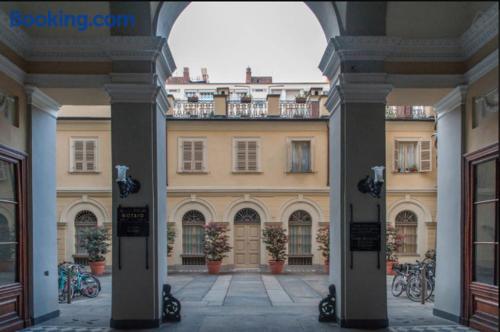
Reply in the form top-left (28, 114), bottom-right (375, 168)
top-left (115, 165), bottom-right (140, 198)
top-left (357, 166), bottom-right (385, 198)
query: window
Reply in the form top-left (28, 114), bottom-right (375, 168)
top-left (199, 92), bottom-right (214, 101)
top-left (395, 210), bottom-right (418, 255)
top-left (472, 159), bottom-right (498, 285)
top-left (233, 138), bottom-right (260, 172)
top-left (234, 208), bottom-right (261, 224)
top-left (288, 210), bottom-right (312, 265)
top-left (289, 140), bottom-right (312, 173)
top-left (70, 138), bottom-right (98, 172)
top-left (74, 210), bottom-right (98, 255)
top-left (182, 210), bottom-right (205, 265)
top-left (393, 139), bottom-right (432, 173)
top-left (178, 138), bottom-right (207, 172)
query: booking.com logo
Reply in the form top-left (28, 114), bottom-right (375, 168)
top-left (9, 10), bottom-right (135, 31)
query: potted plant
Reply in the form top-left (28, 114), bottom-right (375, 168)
top-left (240, 93), bottom-right (252, 103)
top-left (82, 226), bottom-right (110, 276)
top-left (187, 95), bottom-right (199, 103)
top-left (167, 225), bottom-right (176, 257)
top-left (316, 226), bottom-right (329, 273)
top-left (385, 225), bottom-right (403, 275)
top-left (262, 225), bottom-right (288, 274)
top-left (204, 222), bottom-right (231, 274)
top-left (295, 90), bottom-right (307, 103)
top-left (408, 164), bottom-right (418, 172)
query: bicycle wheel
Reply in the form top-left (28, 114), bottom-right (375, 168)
top-left (406, 275), bottom-right (433, 302)
top-left (81, 275), bottom-right (100, 298)
top-left (391, 275), bottom-right (405, 297)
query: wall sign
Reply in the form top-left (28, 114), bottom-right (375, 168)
top-left (350, 222), bottom-right (381, 251)
top-left (117, 205), bottom-right (149, 237)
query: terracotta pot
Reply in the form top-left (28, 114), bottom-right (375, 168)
top-left (89, 260), bottom-right (106, 276)
top-left (323, 259), bottom-right (329, 274)
top-left (269, 260), bottom-right (285, 274)
top-left (207, 260), bottom-right (222, 274)
top-left (386, 260), bottom-right (397, 276)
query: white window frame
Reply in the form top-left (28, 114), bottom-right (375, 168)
top-left (177, 137), bottom-right (208, 173)
top-left (393, 138), bottom-right (432, 173)
top-left (69, 137), bottom-right (99, 173)
top-left (286, 137), bottom-right (315, 173)
top-left (232, 137), bottom-right (261, 173)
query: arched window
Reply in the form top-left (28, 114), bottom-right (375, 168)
top-left (74, 210), bottom-right (97, 255)
top-left (395, 210), bottom-right (418, 254)
top-left (182, 210), bottom-right (205, 265)
top-left (288, 210), bottom-right (312, 265)
top-left (234, 208), bottom-right (261, 224)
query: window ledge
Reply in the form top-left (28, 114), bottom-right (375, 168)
top-left (177, 171), bottom-right (209, 174)
top-left (286, 170), bottom-right (315, 174)
top-left (69, 171), bottom-right (101, 174)
top-left (231, 171), bottom-right (263, 174)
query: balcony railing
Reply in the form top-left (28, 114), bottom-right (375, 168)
top-left (280, 101), bottom-right (313, 118)
top-left (227, 100), bottom-right (267, 118)
top-left (386, 106), bottom-right (435, 120)
top-left (173, 101), bottom-right (214, 118)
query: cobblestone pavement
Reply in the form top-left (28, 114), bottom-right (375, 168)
top-left (22, 273), bottom-right (476, 332)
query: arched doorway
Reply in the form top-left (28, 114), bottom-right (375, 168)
top-left (233, 208), bottom-right (261, 268)
top-left (288, 210), bottom-right (313, 266)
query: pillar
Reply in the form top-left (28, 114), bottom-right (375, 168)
top-left (104, 37), bottom-right (174, 329)
top-left (432, 86), bottom-right (467, 323)
top-left (25, 86), bottom-right (60, 323)
top-left (327, 76), bottom-right (391, 328)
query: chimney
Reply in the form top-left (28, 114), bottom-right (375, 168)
top-left (183, 67), bottom-right (190, 83)
top-left (245, 67), bottom-right (252, 84)
top-left (201, 68), bottom-right (209, 83)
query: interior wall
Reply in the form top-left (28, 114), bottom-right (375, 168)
top-left (0, 72), bottom-right (27, 152)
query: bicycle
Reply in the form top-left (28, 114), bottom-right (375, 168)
top-left (58, 262), bottom-right (101, 303)
top-left (391, 263), bottom-right (417, 297)
top-left (406, 260), bottom-right (434, 302)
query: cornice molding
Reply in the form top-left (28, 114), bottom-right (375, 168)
top-left (434, 85), bottom-right (468, 117)
top-left (0, 53), bottom-right (25, 84)
top-left (167, 186), bottom-right (330, 194)
top-left (460, 2), bottom-right (499, 59)
top-left (104, 83), bottom-right (160, 104)
top-left (464, 49), bottom-right (499, 84)
top-left (25, 85), bottom-right (60, 118)
top-left (25, 74), bottom-right (110, 88)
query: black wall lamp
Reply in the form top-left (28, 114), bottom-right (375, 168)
top-left (357, 166), bottom-right (385, 198)
top-left (115, 165), bottom-right (140, 198)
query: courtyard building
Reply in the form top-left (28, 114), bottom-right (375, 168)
top-left (0, 2), bottom-right (497, 331)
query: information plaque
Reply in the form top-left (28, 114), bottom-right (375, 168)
top-left (350, 222), bottom-right (381, 251)
top-left (117, 206), bottom-right (149, 237)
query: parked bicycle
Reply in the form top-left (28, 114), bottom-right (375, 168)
top-left (58, 262), bottom-right (101, 303)
top-left (391, 258), bottom-right (435, 303)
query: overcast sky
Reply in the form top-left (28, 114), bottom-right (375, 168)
top-left (168, 2), bottom-right (328, 83)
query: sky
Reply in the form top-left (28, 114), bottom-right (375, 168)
top-left (168, 2), bottom-right (328, 83)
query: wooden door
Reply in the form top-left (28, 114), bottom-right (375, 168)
top-left (234, 224), bottom-right (260, 267)
top-left (463, 144), bottom-right (499, 332)
top-left (0, 146), bottom-right (29, 331)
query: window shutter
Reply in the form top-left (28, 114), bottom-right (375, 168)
top-left (85, 140), bottom-right (96, 171)
top-left (74, 140), bottom-right (84, 171)
top-left (393, 141), bottom-right (400, 172)
top-left (182, 141), bottom-right (193, 171)
top-left (193, 141), bottom-right (204, 171)
top-left (236, 141), bottom-right (247, 171)
top-left (419, 140), bottom-right (432, 172)
top-left (247, 141), bottom-right (258, 171)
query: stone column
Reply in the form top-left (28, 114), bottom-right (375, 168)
top-left (25, 86), bottom-right (60, 323)
top-left (432, 86), bottom-right (467, 323)
top-left (105, 37), bottom-right (174, 329)
top-left (319, 35), bottom-right (392, 327)
top-left (326, 76), bottom-right (391, 328)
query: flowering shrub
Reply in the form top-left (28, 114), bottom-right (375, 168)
top-left (82, 226), bottom-right (110, 262)
top-left (386, 224), bottom-right (403, 261)
top-left (262, 226), bottom-right (288, 261)
top-left (316, 226), bottom-right (329, 260)
top-left (167, 225), bottom-right (175, 257)
top-left (204, 222), bottom-right (231, 261)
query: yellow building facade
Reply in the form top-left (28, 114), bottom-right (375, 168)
top-left (55, 89), bottom-right (438, 269)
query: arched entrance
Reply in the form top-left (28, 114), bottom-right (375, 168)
top-left (233, 208), bottom-right (261, 268)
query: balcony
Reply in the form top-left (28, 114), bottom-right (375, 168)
top-left (228, 99), bottom-right (268, 118)
top-left (280, 101), bottom-right (313, 118)
top-left (173, 101), bottom-right (214, 118)
top-left (386, 106), bottom-right (435, 120)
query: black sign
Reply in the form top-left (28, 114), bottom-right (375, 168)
top-left (350, 222), bottom-right (381, 251)
top-left (117, 206), bottom-right (149, 237)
